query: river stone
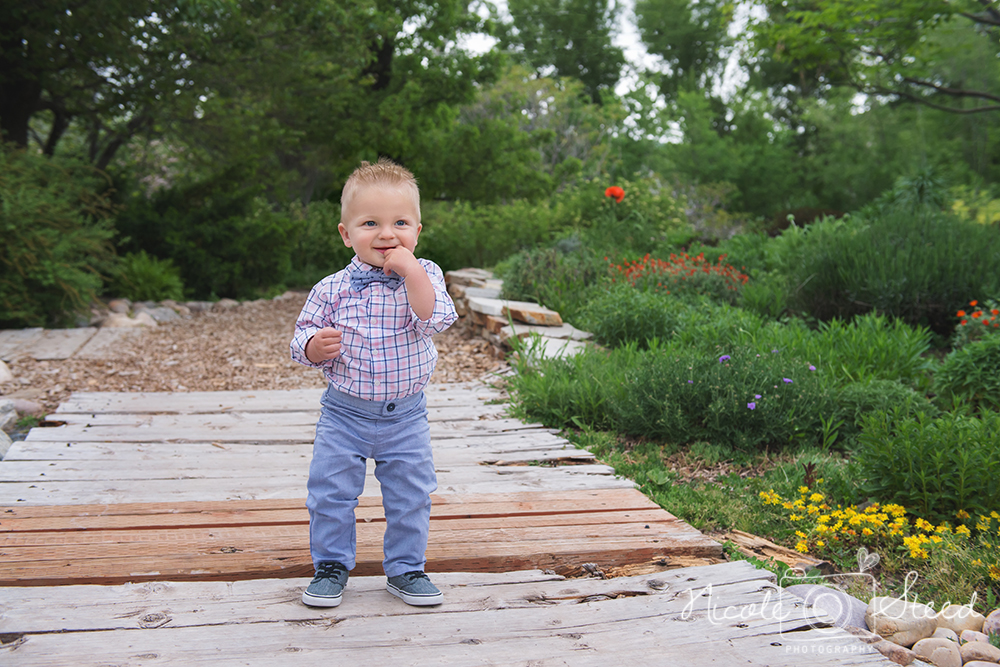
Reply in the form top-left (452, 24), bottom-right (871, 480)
top-left (911, 637), bottom-right (961, 667)
top-left (135, 306), bottom-right (180, 323)
top-left (0, 429), bottom-right (11, 460)
top-left (981, 608), bottom-right (1000, 636)
top-left (107, 298), bottom-right (131, 313)
top-left (0, 359), bottom-right (13, 384)
top-left (965, 662), bottom-right (1000, 667)
top-left (873, 639), bottom-right (916, 665)
top-left (0, 398), bottom-right (16, 432)
top-left (866, 597), bottom-right (937, 647)
top-left (961, 640), bottom-right (1000, 663)
top-left (784, 584), bottom-right (868, 629)
top-left (961, 629), bottom-right (990, 644)
top-left (931, 627), bottom-right (958, 642)
top-left (937, 604), bottom-right (985, 634)
top-left (101, 312), bottom-right (157, 328)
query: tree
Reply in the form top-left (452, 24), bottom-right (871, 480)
top-left (752, 0), bottom-right (1000, 115)
top-left (501, 0), bottom-right (626, 103)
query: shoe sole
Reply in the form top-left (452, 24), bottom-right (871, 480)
top-left (386, 583), bottom-right (443, 606)
top-left (301, 590), bottom-right (343, 607)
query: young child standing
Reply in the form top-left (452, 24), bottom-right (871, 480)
top-left (290, 158), bottom-right (457, 607)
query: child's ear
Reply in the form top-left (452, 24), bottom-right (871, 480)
top-left (413, 222), bottom-right (422, 245)
top-left (338, 223), bottom-right (352, 247)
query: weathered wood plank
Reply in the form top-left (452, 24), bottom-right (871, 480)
top-left (54, 383), bottom-right (504, 414)
top-left (30, 327), bottom-right (98, 360)
top-left (0, 563), bottom-right (896, 666)
top-left (0, 328), bottom-right (44, 361)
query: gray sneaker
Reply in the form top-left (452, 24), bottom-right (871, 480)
top-left (386, 571), bottom-right (443, 606)
top-left (302, 561), bottom-right (349, 607)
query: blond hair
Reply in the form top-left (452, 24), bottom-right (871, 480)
top-left (340, 157), bottom-right (420, 223)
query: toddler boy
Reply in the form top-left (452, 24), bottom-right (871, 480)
top-left (290, 157), bottom-right (457, 607)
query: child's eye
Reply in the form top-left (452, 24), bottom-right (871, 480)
top-left (363, 220), bottom-right (377, 227)
top-left (395, 220), bottom-right (408, 226)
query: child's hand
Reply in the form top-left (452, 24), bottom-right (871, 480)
top-left (305, 327), bottom-right (342, 363)
top-left (382, 246), bottom-right (421, 278)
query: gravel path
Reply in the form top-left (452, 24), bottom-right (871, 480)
top-left (1, 293), bottom-right (508, 413)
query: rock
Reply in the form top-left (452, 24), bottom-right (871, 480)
top-left (464, 286), bottom-right (503, 300)
top-left (0, 429), bottom-right (11, 460)
top-left (0, 398), bottom-right (16, 432)
top-left (135, 306), bottom-right (180, 323)
top-left (11, 399), bottom-right (43, 416)
top-left (936, 604), bottom-right (985, 634)
top-left (873, 639), bottom-right (916, 665)
top-left (185, 301), bottom-right (215, 313)
top-left (0, 359), bottom-right (14, 384)
top-left (965, 662), bottom-right (1000, 667)
top-left (100, 312), bottom-right (157, 328)
top-left (784, 584), bottom-right (869, 630)
top-left (107, 299), bottom-right (131, 314)
top-left (866, 597), bottom-right (938, 647)
top-left (961, 640), bottom-right (1000, 663)
top-left (931, 627), bottom-right (958, 642)
top-left (445, 267), bottom-right (493, 287)
top-left (911, 637), bottom-right (961, 667)
top-left (982, 608), bottom-right (1000, 637)
top-left (212, 298), bottom-right (239, 312)
top-left (161, 300), bottom-right (192, 317)
top-left (961, 629), bottom-right (990, 644)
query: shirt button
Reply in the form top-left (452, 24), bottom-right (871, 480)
top-left (387, 403), bottom-right (396, 413)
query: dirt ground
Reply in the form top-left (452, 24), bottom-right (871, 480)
top-left (1, 292), bottom-right (508, 414)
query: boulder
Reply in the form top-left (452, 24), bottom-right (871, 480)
top-left (961, 629), bottom-right (990, 644)
top-left (930, 627), bottom-right (958, 642)
top-left (936, 604), bottom-right (985, 634)
top-left (981, 608), bottom-right (1000, 637)
top-left (0, 398), bottom-right (16, 432)
top-left (784, 584), bottom-right (869, 630)
top-left (0, 429), bottom-right (11, 460)
top-left (960, 640), bottom-right (1000, 663)
top-left (911, 637), bottom-right (961, 667)
top-left (0, 359), bottom-right (14, 384)
top-left (866, 597), bottom-right (937, 647)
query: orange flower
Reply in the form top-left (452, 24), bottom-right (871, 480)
top-left (604, 186), bottom-right (625, 203)
top-left (970, 300), bottom-right (979, 306)
top-left (993, 309), bottom-right (999, 315)
top-left (961, 320), bottom-right (968, 326)
top-left (957, 310), bottom-right (966, 317)
top-left (972, 311), bottom-right (982, 318)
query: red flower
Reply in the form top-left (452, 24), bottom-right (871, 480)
top-left (604, 186), bottom-right (625, 203)
top-left (970, 300), bottom-right (979, 306)
top-left (957, 310), bottom-right (966, 317)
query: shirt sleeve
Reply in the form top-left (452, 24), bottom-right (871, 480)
top-left (411, 259), bottom-right (458, 338)
top-left (290, 275), bottom-right (336, 368)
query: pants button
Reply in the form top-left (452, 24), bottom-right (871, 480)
top-left (387, 403), bottom-right (395, 412)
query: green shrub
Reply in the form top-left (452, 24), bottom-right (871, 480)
top-left (780, 207), bottom-right (1000, 336)
top-left (835, 380), bottom-right (938, 444)
top-left (509, 340), bottom-right (838, 451)
top-left (579, 285), bottom-right (690, 348)
top-left (604, 252), bottom-right (749, 305)
top-left (497, 243), bottom-right (607, 323)
top-left (111, 251), bottom-right (184, 301)
top-left (116, 175), bottom-right (304, 299)
top-left (283, 200), bottom-right (355, 288)
top-left (934, 335), bottom-right (1000, 412)
top-left (951, 297), bottom-right (1000, 349)
top-left (0, 145), bottom-right (117, 328)
top-left (854, 410), bottom-right (1000, 522)
top-left (738, 272), bottom-right (790, 319)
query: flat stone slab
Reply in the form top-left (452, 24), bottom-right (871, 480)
top-left (74, 328), bottom-right (144, 359)
top-left (485, 316), bottom-right (592, 341)
top-left (467, 297), bottom-right (563, 326)
top-left (445, 268), bottom-right (494, 287)
top-left (464, 286), bottom-right (502, 300)
top-left (0, 328), bottom-right (44, 361)
top-left (31, 328), bottom-right (98, 360)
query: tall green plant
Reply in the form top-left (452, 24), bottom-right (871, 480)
top-left (0, 146), bottom-right (116, 327)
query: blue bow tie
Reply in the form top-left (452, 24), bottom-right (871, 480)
top-left (350, 267), bottom-right (404, 292)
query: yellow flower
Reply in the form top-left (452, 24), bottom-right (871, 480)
top-left (795, 530), bottom-right (807, 539)
top-left (862, 528), bottom-right (874, 536)
top-left (930, 535), bottom-right (943, 544)
top-left (798, 486), bottom-right (810, 495)
top-left (991, 511), bottom-right (999, 519)
top-left (957, 525), bottom-right (971, 537)
top-left (991, 565), bottom-right (1000, 582)
top-left (809, 492), bottom-right (825, 503)
top-left (816, 540), bottom-right (825, 548)
top-left (817, 515), bottom-right (831, 524)
top-left (789, 514), bottom-right (802, 521)
top-left (956, 509), bottom-right (971, 519)
top-left (795, 541), bottom-right (809, 553)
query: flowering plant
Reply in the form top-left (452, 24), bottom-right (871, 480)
top-left (606, 252), bottom-right (749, 305)
top-left (604, 186), bottom-right (625, 203)
top-left (953, 298), bottom-right (1000, 348)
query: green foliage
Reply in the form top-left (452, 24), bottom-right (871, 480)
top-left (579, 285), bottom-right (689, 348)
top-left (933, 336), bottom-right (1000, 413)
top-left (508, 339), bottom-right (838, 451)
top-left (779, 206), bottom-right (1000, 336)
top-left (604, 252), bottom-right (749, 305)
top-left (283, 201), bottom-right (355, 289)
top-left (116, 175), bottom-right (304, 299)
top-left (0, 146), bottom-right (116, 328)
top-left (854, 410), bottom-right (1000, 522)
top-left (835, 380), bottom-right (938, 444)
top-left (110, 251), bottom-right (184, 302)
top-left (497, 243), bottom-right (607, 323)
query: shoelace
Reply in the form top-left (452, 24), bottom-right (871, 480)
top-left (316, 562), bottom-right (347, 580)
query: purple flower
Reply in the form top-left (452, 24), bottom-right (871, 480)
top-left (747, 402), bottom-right (756, 410)
top-left (719, 355), bottom-right (731, 363)
top-left (783, 378), bottom-right (793, 383)
top-left (688, 380), bottom-right (693, 383)
top-left (808, 365), bottom-right (816, 371)
top-left (755, 394), bottom-right (762, 399)
top-left (772, 349), bottom-right (779, 353)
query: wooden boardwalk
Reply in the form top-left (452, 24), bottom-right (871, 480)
top-left (0, 381), bottom-right (895, 665)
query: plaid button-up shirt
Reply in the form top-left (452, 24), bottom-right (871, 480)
top-left (290, 256), bottom-right (458, 401)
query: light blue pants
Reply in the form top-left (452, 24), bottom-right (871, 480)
top-left (306, 385), bottom-right (436, 578)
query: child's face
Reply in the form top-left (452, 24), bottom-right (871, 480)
top-left (338, 186), bottom-right (421, 268)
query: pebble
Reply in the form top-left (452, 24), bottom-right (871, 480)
top-left (107, 299), bottom-right (131, 314)
top-left (911, 637), bottom-right (961, 667)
